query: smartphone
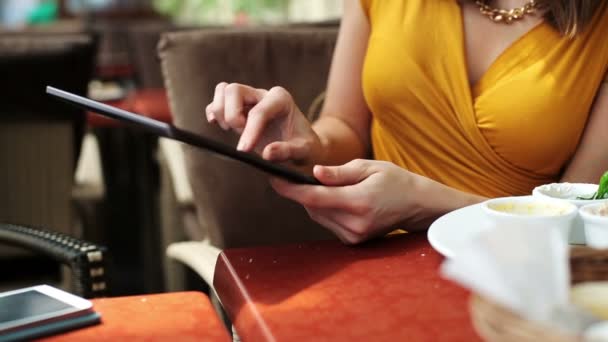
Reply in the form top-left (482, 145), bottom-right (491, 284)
top-left (46, 86), bottom-right (321, 185)
top-left (0, 285), bottom-right (95, 335)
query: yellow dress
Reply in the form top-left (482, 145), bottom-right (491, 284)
top-left (360, 0), bottom-right (608, 197)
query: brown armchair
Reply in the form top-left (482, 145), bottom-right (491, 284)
top-left (159, 27), bottom-right (338, 249)
top-left (0, 33), bottom-right (97, 292)
top-left (0, 33), bottom-right (96, 253)
top-left (158, 27), bottom-right (339, 289)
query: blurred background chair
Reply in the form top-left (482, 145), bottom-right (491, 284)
top-left (82, 17), bottom-right (180, 295)
top-left (124, 19), bottom-right (198, 292)
top-left (158, 27), bottom-right (339, 291)
top-left (0, 32), bottom-right (97, 289)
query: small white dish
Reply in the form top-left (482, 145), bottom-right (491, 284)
top-left (482, 196), bottom-right (578, 242)
top-left (533, 183), bottom-right (606, 244)
top-left (533, 182), bottom-right (599, 202)
top-left (584, 321), bottom-right (608, 341)
top-left (579, 202), bottom-right (608, 249)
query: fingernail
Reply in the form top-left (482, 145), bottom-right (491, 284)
top-left (237, 140), bottom-right (246, 151)
top-left (313, 165), bottom-right (325, 177)
top-left (322, 167), bottom-right (333, 178)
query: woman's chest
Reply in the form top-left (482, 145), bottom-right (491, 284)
top-left (460, 2), bottom-right (545, 89)
top-left (363, 1), bottom-right (601, 174)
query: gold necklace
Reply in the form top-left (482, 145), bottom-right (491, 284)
top-left (475, 0), bottom-right (537, 24)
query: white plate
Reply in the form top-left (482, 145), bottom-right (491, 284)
top-left (427, 202), bottom-right (492, 258)
top-left (427, 195), bottom-right (591, 258)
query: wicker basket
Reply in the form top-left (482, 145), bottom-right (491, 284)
top-left (470, 247), bottom-right (608, 342)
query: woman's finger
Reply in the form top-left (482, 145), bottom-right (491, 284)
top-left (313, 159), bottom-right (376, 186)
top-left (238, 86), bottom-right (292, 151)
top-left (262, 138), bottom-right (311, 163)
top-left (304, 207), bottom-right (362, 245)
top-left (205, 103), bottom-right (216, 123)
top-left (224, 83), bottom-right (265, 132)
top-left (317, 208), bottom-right (370, 237)
top-left (207, 82), bottom-right (228, 128)
top-left (269, 177), bottom-right (357, 210)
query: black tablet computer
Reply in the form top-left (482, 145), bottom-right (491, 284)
top-left (46, 86), bottom-right (320, 185)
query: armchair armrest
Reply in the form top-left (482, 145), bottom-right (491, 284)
top-left (0, 223), bottom-right (108, 298)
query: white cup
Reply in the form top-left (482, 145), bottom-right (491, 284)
top-left (532, 183), bottom-right (606, 245)
top-left (579, 202), bottom-right (608, 249)
top-left (482, 196), bottom-right (578, 242)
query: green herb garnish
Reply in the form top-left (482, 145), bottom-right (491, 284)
top-left (577, 171), bottom-right (608, 200)
top-left (595, 171), bottom-right (608, 200)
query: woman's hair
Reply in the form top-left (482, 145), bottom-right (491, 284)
top-left (538, 0), bottom-right (607, 37)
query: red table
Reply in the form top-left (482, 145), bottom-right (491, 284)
top-left (87, 88), bottom-right (172, 127)
top-left (130, 88), bottom-right (172, 123)
top-left (42, 292), bottom-right (230, 341)
top-left (214, 233), bottom-right (481, 341)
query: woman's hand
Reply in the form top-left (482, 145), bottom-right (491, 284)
top-left (270, 159), bottom-right (485, 244)
top-left (270, 160), bottom-right (427, 244)
top-left (205, 82), bottom-right (323, 166)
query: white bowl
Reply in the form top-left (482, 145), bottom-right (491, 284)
top-left (482, 196), bottom-right (578, 242)
top-left (579, 202), bottom-right (608, 248)
top-left (533, 183), bottom-right (607, 244)
top-left (584, 321), bottom-right (608, 342)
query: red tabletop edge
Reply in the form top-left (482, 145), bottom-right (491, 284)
top-left (214, 233), bottom-right (481, 342)
top-left (41, 292), bottom-right (230, 342)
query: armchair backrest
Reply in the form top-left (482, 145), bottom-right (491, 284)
top-left (159, 28), bottom-right (338, 248)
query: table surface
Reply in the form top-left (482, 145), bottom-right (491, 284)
top-left (214, 232), bottom-right (481, 341)
top-left (42, 292), bottom-right (230, 342)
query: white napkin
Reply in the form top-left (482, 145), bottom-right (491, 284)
top-left (441, 224), bottom-right (597, 334)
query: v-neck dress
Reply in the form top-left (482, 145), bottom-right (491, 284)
top-left (360, 0), bottom-right (608, 197)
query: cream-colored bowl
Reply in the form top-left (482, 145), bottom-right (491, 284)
top-left (482, 196), bottom-right (578, 242)
top-left (532, 183), bottom-right (607, 244)
top-left (579, 202), bottom-right (608, 249)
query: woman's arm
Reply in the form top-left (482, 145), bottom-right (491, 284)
top-left (560, 81), bottom-right (608, 183)
top-left (205, 0), bottom-right (372, 168)
top-left (312, 0), bottom-right (373, 166)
